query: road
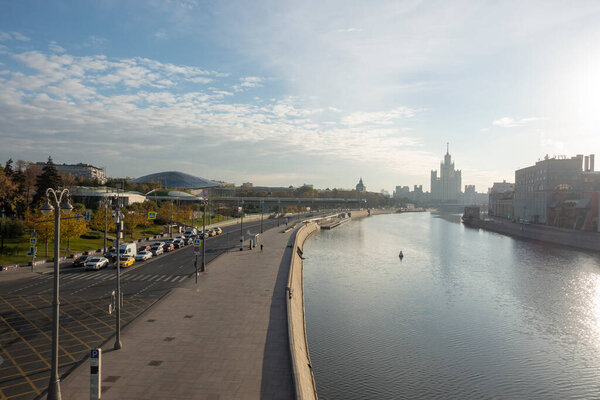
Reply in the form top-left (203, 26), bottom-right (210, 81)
top-left (0, 214), bottom-right (311, 400)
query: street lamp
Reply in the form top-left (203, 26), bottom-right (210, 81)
top-left (201, 198), bottom-right (207, 272)
top-left (239, 199), bottom-right (244, 251)
top-left (40, 188), bottom-right (72, 400)
top-left (260, 199), bottom-right (264, 234)
top-left (102, 198), bottom-right (112, 254)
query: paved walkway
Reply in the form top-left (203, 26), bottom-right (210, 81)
top-left (60, 225), bottom-right (298, 400)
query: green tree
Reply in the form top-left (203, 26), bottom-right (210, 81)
top-left (33, 157), bottom-right (63, 206)
top-left (0, 217), bottom-right (24, 254)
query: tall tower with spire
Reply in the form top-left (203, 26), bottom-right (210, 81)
top-left (431, 143), bottom-right (461, 202)
top-left (356, 177), bottom-right (366, 192)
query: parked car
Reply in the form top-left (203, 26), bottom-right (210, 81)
top-left (138, 244), bottom-right (151, 252)
top-left (199, 231), bottom-right (209, 239)
top-left (85, 257), bottom-right (109, 271)
top-left (181, 236), bottom-right (193, 245)
top-left (173, 238), bottom-right (185, 247)
top-left (149, 245), bottom-right (163, 256)
top-left (208, 229), bottom-right (216, 237)
top-left (163, 243), bottom-right (175, 252)
top-left (73, 255), bottom-right (91, 267)
top-left (135, 251), bottom-right (152, 261)
top-left (213, 227), bottom-right (223, 235)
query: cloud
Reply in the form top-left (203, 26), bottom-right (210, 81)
top-left (0, 40), bottom-right (433, 188)
top-left (155, 30), bottom-right (168, 40)
top-left (234, 76), bottom-right (264, 91)
top-left (49, 41), bottom-right (66, 53)
top-left (11, 32), bottom-right (30, 41)
top-left (0, 31), bottom-right (31, 42)
top-left (340, 107), bottom-right (416, 126)
top-left (492, 116), bottom-right (545, 128)
top-left (85, 35), bottom-right (108, 49)
top-left (336, 27), bottom-right (363, 33)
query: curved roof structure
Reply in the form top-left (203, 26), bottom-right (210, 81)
top-left (134, 171), bottom-right (220, 189)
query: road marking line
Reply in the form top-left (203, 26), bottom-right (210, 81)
top-left (0, 343), bottom-right (40, 396)
top-left (0, 297), bottom-right (77, 363)
top-left (36, 295), bottom-right (112, 333)
top-left (170, 276), bottom-right (179, 282)
top-left (178, 276), bottom-right (187, 282)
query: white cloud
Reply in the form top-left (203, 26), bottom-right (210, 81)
top-left (11, 32), bottom-right (30, 41)
top-left (492, 116), bottom-right (545, 128)
top-left (49, 41), bottom-right (66, 53)
top-left (155, 30), bottom-right (168, 40)
top-left (340, 107), bottom-right (416, 126)
top-left (234, 76), bottom-right (264, 91)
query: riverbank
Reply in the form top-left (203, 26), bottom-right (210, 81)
top-left (287, 222), bottom-right (319, 399)
top-left (463, 218), bottom-right (600, 252)
top-left (60, 223), bottom-right (298, 399)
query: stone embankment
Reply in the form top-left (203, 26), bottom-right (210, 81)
top-left (287, 221), bottom-right (319, 400)
top-left (466, 218), bottom-right (600, 252)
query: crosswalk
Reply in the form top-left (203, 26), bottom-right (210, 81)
top-left (33, 271), bottom-right (189, 284)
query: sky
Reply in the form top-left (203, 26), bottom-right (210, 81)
top-left (1, 0), bottom-right (600, 193)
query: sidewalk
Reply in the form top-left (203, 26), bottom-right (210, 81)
top-left (60, 225), bottom-right (298, 399)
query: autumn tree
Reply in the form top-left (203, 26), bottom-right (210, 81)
top-left (0, 217), bottom-right (24, 254)
top-left (61, 218), bottom-right (88, 256)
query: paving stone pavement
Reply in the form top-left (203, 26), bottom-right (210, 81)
top-left (60, 225), bottom-right (297, 400)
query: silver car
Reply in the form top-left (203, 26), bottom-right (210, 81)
top-left (85, 257), bottom-right (109, 271)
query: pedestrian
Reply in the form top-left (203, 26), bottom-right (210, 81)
top-left (260, 244), bottom-right (264, 252)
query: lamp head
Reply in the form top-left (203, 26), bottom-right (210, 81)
top-left (40, 199), bottom-right (54, 216)
top-left (60, 198), bottom-right (73, 215)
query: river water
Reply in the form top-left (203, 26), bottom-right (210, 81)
top-left (303, 213), bottom-right (600, 399)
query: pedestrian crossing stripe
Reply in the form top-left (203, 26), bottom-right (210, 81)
top-left (40, 272), bottom-right (188, 283)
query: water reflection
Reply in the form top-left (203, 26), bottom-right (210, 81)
top-left (304, 213), bottom-right (600, 399)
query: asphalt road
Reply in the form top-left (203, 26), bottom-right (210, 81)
top-left (0, 214), bottom-right (313, 400)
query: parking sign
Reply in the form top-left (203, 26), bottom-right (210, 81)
top-left (148, 212), bottom-right (157, 220)
top-left (193, 239), bottom-right (201, 247)
top-left (30, 237), bottom-right (37, 245)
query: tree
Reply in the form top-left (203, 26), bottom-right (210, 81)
top-left (0, 167), bottom-right (20, 218)
top-left (0, 217), bottom-right (24, 254)
top-left (123, 211), bottom-right (146, 240)
top-left (89, 205), bottom-right (115, 233)
top-left (61, 217), bottom-right (88, 256)
top-left (33, 157), bottom-right (62, 206)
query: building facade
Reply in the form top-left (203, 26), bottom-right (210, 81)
top-left (513, 155), bottom-right (583, 224)
top-left (38, 162), bottom-right (107, 184)
top-left (489, 181), bottom-right (515, 219)
top-left (431, 144), bottom-right (461, 202)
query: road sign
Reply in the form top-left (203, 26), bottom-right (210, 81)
top-left (27, 246), bottom-right (36, 256)
top-left (194, 247), bottom-right (201, 255)
top-left (31, 231), bottom-right (37, 238)
top-left (193, 239), bottom-right (201, 247)
top-left (148, 212), bottom-right (157, 220)
top-left (30, 237), bottom-right (37, 245)
top-left (90, 348), bottom-right (101, 400)
top-left (84, 210), bottom-right (91, 221)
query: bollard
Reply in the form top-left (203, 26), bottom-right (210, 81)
top-left (90, 348), bottom-right (101, 399)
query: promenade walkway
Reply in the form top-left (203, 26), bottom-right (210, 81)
top-left (61, 224), bottom-right (297, 399)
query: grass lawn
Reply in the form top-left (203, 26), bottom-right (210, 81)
top-left (0, 234), bottom-right (106, 266)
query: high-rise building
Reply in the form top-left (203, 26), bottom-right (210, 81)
top-left (356, 177), bottom-right (366, 192)
top-left (430, 144), bottom-right (461, 202)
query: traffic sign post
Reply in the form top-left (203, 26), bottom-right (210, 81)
top-left (84, 210), bottom-right (91, 221)
top-left (30, 237), bottom-right (37, 245)
top-left (90, 348), bottom-right (101, 399)
top-left (193, 238), bottom-right (201, 247)
top-left (148, 212), bottom-right (157, 220)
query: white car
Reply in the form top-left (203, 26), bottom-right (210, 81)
top-left (150, 245), bottom-right (163, 256)
top-left (135, 251), bottom-right (152, 261)
top-left (85, 257), bottom-right (109, 271)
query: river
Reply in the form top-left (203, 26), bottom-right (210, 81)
top-left (303, 212), bottom-right (600, 399)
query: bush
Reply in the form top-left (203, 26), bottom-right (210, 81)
top-left (80, 232), bottom-right (103, 240)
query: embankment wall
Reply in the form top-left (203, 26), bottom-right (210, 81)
top-left (287, 222), bottom-right (319, 400)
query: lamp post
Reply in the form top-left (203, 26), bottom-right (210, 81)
top-left (239, 199), bottom-right (244, 251)
top-left (170, 200), bottom-right (174, 238)
top-left (103, 198), bottom-right (111, 254)
top-left (201, 198), bottom-right (207, 272)
top-left (40, 188), bottom-right (73, 400)
top-left (260, 199), bottom-right (264, 234)
top-left (113, 188), bottom-right (123, 350)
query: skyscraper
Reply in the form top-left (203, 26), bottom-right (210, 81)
top-left (431, 143), bottom-right (461, 202)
